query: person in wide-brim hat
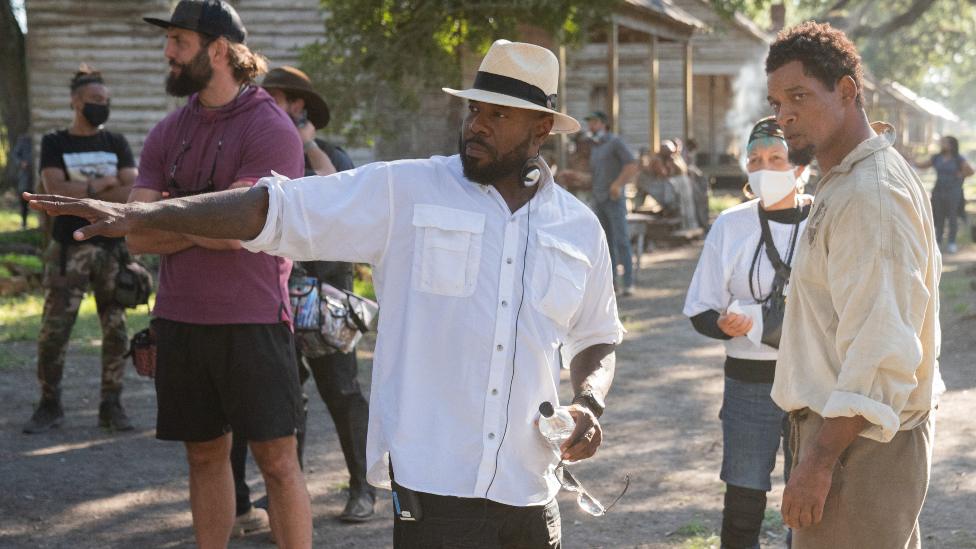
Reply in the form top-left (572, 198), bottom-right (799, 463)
top-left (27, 38), bottom-right (622, 549)
top-left (443, 39), bottom-right (580, 134)
top-left (261, 66), bottom-right (331, 129)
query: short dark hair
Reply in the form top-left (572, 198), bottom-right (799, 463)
top-left (943, 135), bottom-right (960, 157)
top-left (70, 64), bottom-right (104, 94)
top-left (766, 21), bottom-right (864, 107)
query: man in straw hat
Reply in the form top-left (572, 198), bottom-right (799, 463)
top-left (27, 39), bottom-right (624, 547)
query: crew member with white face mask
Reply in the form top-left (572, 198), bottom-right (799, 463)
top-left (683, 116), bottom-right (810, 549)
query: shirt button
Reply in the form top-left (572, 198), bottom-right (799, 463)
top-left (501, 300), bottom-right (508, 307)
top-left (488, 433), bottom-right (496, 440)
top-left (491, 388), bottom-right (499, 396)
top-left (506, 258), bottom-right (513, 264)
top-left (496, 344), bottom-right (504, 351)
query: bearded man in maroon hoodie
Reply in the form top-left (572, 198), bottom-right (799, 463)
top-left (132, 2), bottom-right (309, 547)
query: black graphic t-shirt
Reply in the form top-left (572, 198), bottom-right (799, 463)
top-left (39, 129), bottom-right (135, 244)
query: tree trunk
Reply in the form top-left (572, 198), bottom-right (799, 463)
top-left (1, 0), bottom-right (30, 189)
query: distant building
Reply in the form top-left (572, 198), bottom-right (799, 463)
top-left (25, 0), bottom-right (330, 162)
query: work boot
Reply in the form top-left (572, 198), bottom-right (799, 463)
top-left (338, 488), bottom-right (376, 523)
top-left (23, 398), bottom-right (64, 434)
top-left (98, 394), bottom-right (134, 431)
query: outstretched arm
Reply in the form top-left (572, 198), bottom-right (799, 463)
top-left (25, 185), bottom-right (270, 242)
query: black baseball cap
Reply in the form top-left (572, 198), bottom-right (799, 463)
top-left (144, 0), bottom-right (247, 44)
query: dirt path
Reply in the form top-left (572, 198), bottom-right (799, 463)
top-left (1, 244), bottom-right (974, 548)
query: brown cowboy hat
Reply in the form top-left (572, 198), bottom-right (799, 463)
top-left (261, 66), bottom-right (330, 129)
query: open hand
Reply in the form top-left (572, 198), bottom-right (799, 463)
top-left (560, 404), bottom-right (603, 462)
top-left (24, 192), bottom-right (135, 240)
top-left (718, 312), bottom-right (753, 337)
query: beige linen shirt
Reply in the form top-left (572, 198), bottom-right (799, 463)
top-left (772, 124), bottom-right (945, 442)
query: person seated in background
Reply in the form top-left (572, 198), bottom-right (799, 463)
top-left (633, 147), bottom-right (676, 215)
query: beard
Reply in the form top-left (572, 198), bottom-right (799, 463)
top-left (165, 47), bottom-right (214, 97)
top-left (789, 144), bottom-right (815, 166)
top-left (459, 132), bottom-right (533, 186)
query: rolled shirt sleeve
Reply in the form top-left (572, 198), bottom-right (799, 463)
top-left (243, 161), bottom-right (393, 265)
top-left (820, 187), bottom-right (932, 442)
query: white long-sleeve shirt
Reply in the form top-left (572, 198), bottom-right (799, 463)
top-left (683, 198), bottom-right (811, 361)
top-left (773, 125), bottom-right (945, 442)
top-left (243, 155), bottom-right (623, 506)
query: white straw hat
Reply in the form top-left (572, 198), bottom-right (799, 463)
top-left (443, 39), bottom-right (580, 134)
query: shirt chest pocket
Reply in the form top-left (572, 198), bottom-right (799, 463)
top-left (531, 230), bottom-right (591, 326)
top-left (412, 204), bottom-right (486, 297)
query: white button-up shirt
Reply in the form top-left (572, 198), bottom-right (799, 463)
top-left (244, 155), bottom-right (623, 506)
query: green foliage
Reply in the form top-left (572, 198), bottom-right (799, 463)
top-left (708, 0), bottom-right (976, 121)
top-left (301, 0), bottom-right (618, 146)
top-left (0, 228), bottom-right (42, 250)
top-left (0, 252), bottom-right (41, 274)
top-left (0, 206), bottom-right (38, 232)
top-left (0, 292), bottom-right (154, 347)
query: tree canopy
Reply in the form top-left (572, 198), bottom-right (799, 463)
top-left (300, 0), bottom-right (617, 146)
top-left (711, 0), bottom-right (976, 122)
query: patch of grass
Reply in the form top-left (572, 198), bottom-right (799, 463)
top-left (709, 192), bottom-right (744, 216)
top-left (353, 277), bottom-right (376, 301)
top-left (674, 519), bottom-right (711, 537)
top-left (0, 208), bottom-right (39, 232)
top-left (681, 534), bottom-right (720, 549)
top-left (0, 292), bottom-right (154, 349)
top-left (0, 253), bottom-right (42, 273)
top-left (0, 227), bottom-right (43, 249)
top-left (0, 347), bottom-right (31, 370)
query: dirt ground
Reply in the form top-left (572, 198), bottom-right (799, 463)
top-left (1, 243), bottom-right (975, 549)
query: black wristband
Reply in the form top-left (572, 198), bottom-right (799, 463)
top-left (572, 390), bottom-right (605, 418)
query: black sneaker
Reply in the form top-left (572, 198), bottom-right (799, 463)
top-left (98, 396), bottom-right (134, 431)
top-left (338, 489), bottom-right (376, 523)
top-left (23, 399), bottom-right (64, 434)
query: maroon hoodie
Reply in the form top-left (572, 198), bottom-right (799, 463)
top-left (135, 85), bottom-right (304, 325)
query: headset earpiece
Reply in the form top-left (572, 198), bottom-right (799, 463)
top-left (520, 155), bottom-right (544, 187)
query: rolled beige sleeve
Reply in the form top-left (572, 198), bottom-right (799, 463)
top-left (822, 188), bottom-right (931, 442)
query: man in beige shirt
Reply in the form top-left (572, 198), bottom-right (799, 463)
top-left (765, 22), bottom-right (944, 548)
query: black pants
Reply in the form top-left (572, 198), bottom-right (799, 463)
top-left (932, 184), bottom-right (964, 246)
top-left (392, 481), bottom-right (561, 549)
top-left (231, 347), bottom-right (372, 514)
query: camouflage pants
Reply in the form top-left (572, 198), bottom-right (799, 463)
top-left (37, 241), bottom-right (129, 401)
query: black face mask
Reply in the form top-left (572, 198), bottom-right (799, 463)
top-left (82, 102), bottom-right (110, 127)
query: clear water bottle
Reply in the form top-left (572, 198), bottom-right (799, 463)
top-left (538, 401), bottom-right (575, 450)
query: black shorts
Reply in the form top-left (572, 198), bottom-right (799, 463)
top-left (152, 318), bottom-right (302, 443)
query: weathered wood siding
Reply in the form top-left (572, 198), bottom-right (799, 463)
top-left (566, 39), bottom-right (689, 154)
top-left (27, 0), bottom-right (329, 161)
top-left (672, 0), bottom-right (769, 162)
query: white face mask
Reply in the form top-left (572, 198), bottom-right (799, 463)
top-left (748, 169), bottom-right (797, 207)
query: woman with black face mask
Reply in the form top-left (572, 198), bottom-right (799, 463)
top-left (24, 65), bottom-right (139, 435)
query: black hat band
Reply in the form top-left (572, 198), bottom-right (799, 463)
top-left (472, 71), bottom-right (557, 110)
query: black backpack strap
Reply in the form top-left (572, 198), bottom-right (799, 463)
top-left (757, 208), bottom-right (799, 282)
